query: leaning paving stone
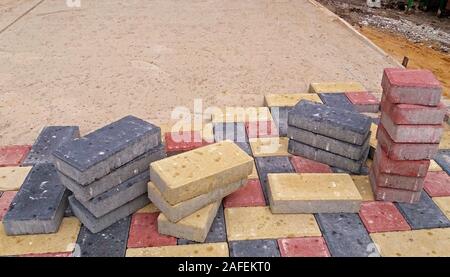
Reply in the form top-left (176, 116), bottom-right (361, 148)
top-left (22, 126), bottom-right (80, 166)
top-left (126, 242), bottom-right (229, 257)
top-left (345, 92), bottom-right (379, 113)
top-left (147, 179), bottom-right (245, 222)
top-left (373, 146), bottom-right (429, 177)
top-left (316, 213), bottom-right (378, 257)
top-left (53, 115), bottom-right (161, 185)
top-left (318, 93), bottom-right (356, 111)
top-left (268, 173), bottom-right (362, 213)
top-left (2, 163), bottom-right (70, 235)
top-left (288, 100), bottom-right (372, 145)
top-left (69, 194), bottom-right (149, 233)
top-left (77, 171), bottom-right (150, 218)
top-left (150, 141), bottom-right (253, 205)
top-left (277, 237), bottom-right (330, 257)
top-left (0, 145), bottom-right (31, 167)
top-left (434, 150), bottom-right (450, 175)
top-left (424, 171), bottom-right (450, 197)
top-left (381, 68), bottom-right (442, 106)
top-left (59, 145), bottom-right (165, 201)
top-left (75, 216), bottom-right (131, 257)
top-left (249, 137), bottom-right (291, 157)
top-left (0, 166), bottom-right (32, 191)
top-left (229, 239), bottom-right (280, 257)
top-left (0, 217), bottom-right (80, 256)
top-left (369, 170), bottom-right (422, 203)
top-left (287, 126), bottom-right (370, 160)
top-left (371, 164), bottom-right (424, 191)
top-left (158, 201), bottom-right (221, 243)
top-left (213, 122), bottom-right (247, 142)
top-left (396, 192), bottom-right (450, 229)
top-left (308, 82), bottom-right (365, 94)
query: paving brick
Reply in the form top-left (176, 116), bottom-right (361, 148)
top-left (249, 161), bottom-right (258, 179)
top-left (0, 166), bottom-right (31, 191)
top-left (433, 196), bottom-right (450, 220)
top-left (435, 150), bottom-right (450, 174)
top-left (264, 93), bottom-right (322, 107)
top-left (270, 106), bottom-right (289, 136)
top-left (308, 82), bottom-right (365, 94)
top-left (126, 242), bottom-right (229, 257)
top-left (158, 201), bottom-right (221, 243)
top-left (288, 126), bottom-right (370, 160)
top-left (429, 160), bottom-right (443, 171)
top-left (0, 217), bottom-right (80, 256)
top-left (136, 203), bottom-right (159, 214)
top-left (381, 68), bottom-right (442, 106)
top-left (69, 194), bottom-right (149, 233)
top-left (0, 145), bottom-right (31, 167)
top-left (315, 213), bottom-right (378, 257)
top-left (223, 179), bottom-right (266, 208)
top-left (151, 141), bottom-right (253, 205)
top-left (211, 107), bottom-right (273, 123)
top-left (255, 156), bottom-right (295, 203)
top-left (351, 175), bottom-right (374, 201)
top-left (345, 92), bottom-right (379, 113)
top-left (164, 131), bottom-right (208, 155)
top-left (249, 137), bottom-right (291, 157)
top-left (424, 171), bottom-right (450, 197)
top-left (396, 192), bottom-right (450, 229)
top-left (22, 126), bottom-right (80, 166)
top-left (277, 237), bottom-right (330, 257)
top-left (440, 127), bottom-right (450, 149)
top-left (0, 191), bottom-right (16, 221)
top-left (245, 120), bottom-right (279, 138)
top-left (369, 123), bottom-right (378, 159)
top-left (148, 179), bottom-right (245, 222)
top-left (373, 147), bottom-right (429, 177)
top-left (318, 93), bottom-right (357, 111)
top-left (289, 155), bottom-right (332, 173)
top-left (77, 171), bottom-right (149, 218)
top-left (127, 212), bottom-right (177, 248)
top-left (377, 123), bottom-right (439, 160)
top-left (235, 141), bottom-right (252, 156)
top-left (213, 122), bottom-right (247, 142)
top-left (53, 116), bottom-right (161, 185)
top-left (371, 164), bottom-right (425, 191)
top-left (369, 169), bottom-right (422, 203)
top-left (363, 113), bottom-right (381, 125)
top-left (381, 95), bottom-right (446, 125)
top-left (380, 113), bottom-right (443, 143)
top-left (229, 239), bottom-right (280, 257)
top-left (267, 173), bottom-right (362, 213)
top-left (288, 100), bottom-right (372, 145)
top-left (288, 139), bottom-right (368, 173)
top-left (20, 252), bottom-right (72, 257)
top-left (370, 228), bottom-right (450, 257)
top-left (359, 201), bottom-right (410, 233)
top-left (59, 145), bottom-right (165, 202)
top-left (224, 206), bottom-right (320, 240)
top-left (2, 163), bottom-right (69, 235)
top-left (75, 216), bottom-right (130, 257)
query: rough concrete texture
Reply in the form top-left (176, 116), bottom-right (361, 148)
top-left (53, 116), bottom-right (161, 185)
top-left (150, 141), bottom-right (253, 205)
top-left (374, 147), bottom-right (430, 178)
top-left (287, 126), bottom-right (370, 160)
top-left (229, 239), bottom-right (280, 257)
top-left (22, 126), bottom-right (80, 166)
top-left (369, 170), bottom-right (422, 203)
top-left (213, 122), bottom-right (247, 142)
top-left (288, 100), bottom-right (372, 145)
top-left (59, 144), bottom-right (165, 201)
top-left (318, 93), bottom-right (356, 111)
top-left (2, 163), bottom-right (69, 235)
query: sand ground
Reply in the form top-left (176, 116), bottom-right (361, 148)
top-left (0, 0), bottom-right (399, 145)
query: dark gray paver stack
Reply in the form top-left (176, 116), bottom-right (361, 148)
top-left (287, 100), bottom-right (371, 173)
top-left (52, 116), bottom-right (165, 233)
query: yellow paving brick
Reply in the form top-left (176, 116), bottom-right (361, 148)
top-left (0, 166), bottom-right (31, 191)
top-left (249, 137), bottom-right (291, 157)
top-left (135, 203), bottom-right (160, 213)
top-left (211, 107), bottom-right (273, 123)
top-left (158, 201), bottom-right (220, 242)
top-left (308, 82), bottom-right (365, 94)
top-left (267, 173), bottom-right (362, 213)
top-left (264, 93), bottom-right (322, 107)
top-left (428, 160), bottom-right (443, 172)
top-left (366, 158), bottom-right (373, 168)
top-left (225, 206), bottom-right (320, 241)
top-left (439, 128), bottom-right (449, 149)
top-left (433, 197), bottom-right (450, 220)
top-left (369, 123), bottom-right (378, 148)
top-left (351, 175), bottom-right (374, 201)
top-left (126, 242), bottom-right (229, 257)
top-left (248, 161), bottom-right (259, 179)
top-left (371, 228), bottom-right (450, 257)
top-left (150, 141), bottom-right (253, 205)
top-left (0, 217), bottom-right (80, 256)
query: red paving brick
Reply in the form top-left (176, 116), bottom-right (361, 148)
top-left (278, 237), bottom-right (330, 257)
top-left (245, 121), bottom-right (278, 138)
top-left (127, 213), bottom-right (177, 248)
top-left (0, 145), bottom-right (31, 167)
top-left (374, 147), bottom-right (430, 177)
top-left (345, 91), bottom-right (379, 105)
top-left (164, 131), bottom-right (208, 154)
top-left (20, 252), bottom-right (72, 257)
top-left (359, 201), bottom-right (411, 233)
top-left (223, 179), bottom-right (266, 208)
top-left (0, 191), bottom-right (17, 221)
top-left (289, 156), bottom-right (332, 173)
top-left (424, 171), bottom-right (450, 197)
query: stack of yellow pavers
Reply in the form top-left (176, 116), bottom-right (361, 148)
top-left (147, 141), bottom-right (253, 242)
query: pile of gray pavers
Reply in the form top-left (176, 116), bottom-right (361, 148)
top-left (287, 100), bottom-right (372, 174)
top-left (52, 116), bottom-right (165, 233)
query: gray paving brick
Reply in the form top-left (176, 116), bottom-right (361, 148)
top-left (435, 150), bottom-right (450, 175)
top-left (2, 163), bottom-right (69, 235)
top-left (22, 126), bottom-right (80, 166)
top-left (213, 122), bottom-right (247, 142)
top-left (235, 142), bottom-right (252, 156)
top-left (229, 240), bottom-right (280, 257)
top-left (318, 93), bottom-right (356, 112)
top-left (316, 213), bottom-right (378, 257)
top-left (53, 116), bottom-right (161, 185)
top-left (288, 100), bottom-right (371, 145)
top-left (270, 106), bottom-right (289, 137)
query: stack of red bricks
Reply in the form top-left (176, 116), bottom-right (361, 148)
top-left (370, 68), bottom-right (446, 203)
